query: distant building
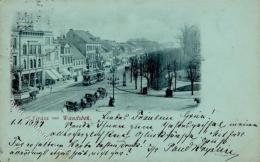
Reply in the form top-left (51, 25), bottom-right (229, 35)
top-left (66, 29), bottom-right (102, 71)
top-left (127, 38), bottom-right (161, 54)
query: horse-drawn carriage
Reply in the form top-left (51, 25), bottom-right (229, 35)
top-left (85, 93), bottom-right (97, 104)
top-left (63, 87), bottom-right (108, 112)
top-left (97, 87), bottom-right (107, 99)
top-left (64, 101), bottom-right (79, 112)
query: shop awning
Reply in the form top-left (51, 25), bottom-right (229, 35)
top-left (61, 69), bottom-right (71, 76)
top-left (51, 69), bottom-right (63, 79)
top-left (45, 70), bottom-right (58, 80)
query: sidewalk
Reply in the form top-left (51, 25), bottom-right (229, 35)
top-left (37, 75), bottom-right (83, 98)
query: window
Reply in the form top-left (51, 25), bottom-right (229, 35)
top-left (65, 47), bottom-right (70, 54)
top-left (29, 45), bottom-right (33, 54)
top-left (30, 60), bottom-right (33, 69)
top-left (23, 60), bottom-right (26, 69)
top-left (13, 56), bottom-right (17, 66)
top-left (38, 59), bottom-right (41, 67)
top-left (62, 57), bottom-right (64, 65)
top-left (12, 38), bottom-right (17, 49)
top-left (32, 45), bottom-right (36, 54)
top-left (23, 44), bottom-right (27, 55)
top-left (38, 45), bottom-right (41, 54)
top-left (34, 59), bottom-right (36, 68)
top-left (61, 46), bottom-right (64, 54)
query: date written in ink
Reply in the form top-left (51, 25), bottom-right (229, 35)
top-left (10, 118), bottom-right (45, 127)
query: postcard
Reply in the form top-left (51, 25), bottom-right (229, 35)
top-left (0, 0), bottom-right (259, 162)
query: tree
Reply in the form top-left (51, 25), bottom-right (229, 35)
top-left (166, 63), bottom-right (173, 89)
top-left (133, 67), bottom-right (138, 90)
top-left (132, 57), bottom-right (139, 89)
top-left (143, 55), bottom-right (156, 89)
top-left (173, 60), bottom-right (178, 91)
top-left (139, 56), bottom-right (143, 93)
top-left (129, 57), bottom-right (134, 83)
top-left (165, 60), bottom-right (178, 91)
top-left (186, 57), bottom-right (200, 95)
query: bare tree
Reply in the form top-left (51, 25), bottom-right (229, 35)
top-left (143, 57), bottom-right (150, 89)
top-left (166, 63), bottom-right (173, 89)
top-left (129, 57), bottom-right (133, 83)
top-left (173, 60), bottom-right (178, 91)
top-left (132, 57), bottom-right (139, 89)
top-left (186, 57), bottom-right (200, 95)
top-left (143, 54), bottom-right (156, 89)
top-left (139, 56), bottom-right (143, 93)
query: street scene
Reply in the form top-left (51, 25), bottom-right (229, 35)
top-left (10, 11), bottom-right (201, 112)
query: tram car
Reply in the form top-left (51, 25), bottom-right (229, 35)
top-left (97, 70), bottom-right (105, 82)
top-left (82, 70), bottom-right (105, 85)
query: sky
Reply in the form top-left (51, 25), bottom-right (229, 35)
top-left (8, 0), bottom-right (203, 43)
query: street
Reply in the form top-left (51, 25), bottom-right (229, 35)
top-left (21, 69), bottom-right (199, 112)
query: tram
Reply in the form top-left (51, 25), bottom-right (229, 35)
top-left (82, 70), bottom-right (105, 86)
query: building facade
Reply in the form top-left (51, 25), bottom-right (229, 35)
top-left (42, 34), bottom-right (63, 85)
top-left (11, 30), bottom-right (45, 91)
top-left (57, 38), bottom-right (74, 79)
top-left (66, 29), bottom-right (102, 72)
top-left (71, 45), bottom-right (86, 77)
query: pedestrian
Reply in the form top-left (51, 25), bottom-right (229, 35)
top-left (50, 86), bottom-right (52, 93)
top-left (108, 97), bottom-right (114, 107)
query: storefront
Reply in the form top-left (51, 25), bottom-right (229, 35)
top-left (45, 70), bottom-right (58, 85)
top-left (51, 69), bottom-right (63, 81)
top-left (60, 68), bottom-right (72, 80)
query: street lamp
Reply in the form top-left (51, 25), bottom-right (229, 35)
top-left (107, 66), bottom-right (119, 106)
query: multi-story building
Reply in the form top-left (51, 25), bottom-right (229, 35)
top-left (66, 29), bottom-right (102, 71)
top-left (42, 34), bottom-right (63, 85)
top-left (71, 44), bottom-right (86, 77)
top-left (11, 29), bottom-right (45, 90)
top-left (57, 37), bottom-right (73, 79)
top-left (11, 29), bottom-right (65, 89)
